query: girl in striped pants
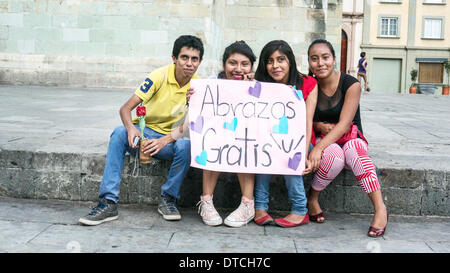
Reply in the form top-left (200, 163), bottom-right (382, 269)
top-left (307, 39), bottom-right (388, 237)
top-left (312, 137), bottom-right (380, 194)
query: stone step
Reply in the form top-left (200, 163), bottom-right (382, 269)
top-left (1, 149), bottom-right (448, 216)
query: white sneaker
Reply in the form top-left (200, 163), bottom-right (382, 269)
top-left (196, 195), bottom-right (222, 226)
top-left (224, 197), bottom-right (255, 227)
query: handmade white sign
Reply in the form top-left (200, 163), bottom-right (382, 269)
top-left (189, 79), bottom-right (306, 175)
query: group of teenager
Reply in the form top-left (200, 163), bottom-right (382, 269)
top-left (78, 35), bottom-right (388, 238)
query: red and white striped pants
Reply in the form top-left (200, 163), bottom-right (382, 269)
top-left (312, 138), bottom-right (380, 194)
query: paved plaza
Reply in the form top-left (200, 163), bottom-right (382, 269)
top-left (0, 85), bottom-right (449, 256)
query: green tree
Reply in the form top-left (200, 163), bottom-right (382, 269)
top-left (410, 69), bottom-right (418, 87)
top-left (444, 61), bottom-right (450, 87)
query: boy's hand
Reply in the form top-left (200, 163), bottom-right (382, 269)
top-left (127, 126), bottom-right (141, 148)
top-left (141, 135), bottom-right (174, 157)
top-left (186, 88), bottom-right (195, 103)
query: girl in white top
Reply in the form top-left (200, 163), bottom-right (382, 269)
top-left (188, 41), bottom-right (258, 227)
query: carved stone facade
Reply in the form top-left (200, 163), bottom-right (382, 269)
top-left (0, 0), bottom-right (342, 88)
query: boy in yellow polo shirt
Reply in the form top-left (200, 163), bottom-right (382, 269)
top-left (79, 35), bottom-right (203, 225)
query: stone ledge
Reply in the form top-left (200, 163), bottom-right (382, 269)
top-left (0, 149), bottom-right (448, 216)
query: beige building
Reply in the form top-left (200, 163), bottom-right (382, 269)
top-left (341, 0), bottom-right (364, 77)
top-left (360, 0), bottom-right (450, 94)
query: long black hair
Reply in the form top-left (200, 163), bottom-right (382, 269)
top-left (218, 41), bottom-right (256, 79)
top-left (255, 40), bottom-right (305, 87)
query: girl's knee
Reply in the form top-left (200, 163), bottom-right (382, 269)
top-left (322, 144), bottom-right (345, 169)
top-left (324, 143), bottom-right (344, 155)
top-left (343, 139), bottom-right (368, 157)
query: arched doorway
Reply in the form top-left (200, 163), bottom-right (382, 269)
top-left (340, 30), bottom-right (348, 73)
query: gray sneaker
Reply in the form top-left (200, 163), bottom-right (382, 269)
top-left (158, 196), bottom-right (181, 221)
top-left (79, 198), bottom-right (118, 226)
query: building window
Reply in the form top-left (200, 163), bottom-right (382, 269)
top-left (380, 17), bottom-right (399, 37)
top-left (419, 63), bottom-right (443, 83)
top-left (423, 17), bottom-right (444, 39)
top-left (379, 0), bottom-right (402, 3)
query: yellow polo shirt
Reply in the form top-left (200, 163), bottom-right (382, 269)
top-left (132, 64), bottom-right (198, 134)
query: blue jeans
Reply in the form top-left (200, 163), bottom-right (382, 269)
top-left (254, 174), bottom-right (307, 216)
top-left (255, 144), bottom-right (313, 216)
top-left (98, 125), bottom-right (191, 203)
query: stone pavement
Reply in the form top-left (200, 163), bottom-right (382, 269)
top-left (0, 196), bottom-right (448, 253)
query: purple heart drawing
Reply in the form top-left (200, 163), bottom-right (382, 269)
top-left (248, 81), bottom-right (261, 98)
top-left (190, 115), bottom-right (204, 134)
top-left (288, 152), bottom-right (302, 171)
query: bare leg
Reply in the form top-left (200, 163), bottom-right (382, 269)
top-left (307, 188), bottom-right (325, 222)
top-left (358, 73), bottom-right (369, 93)
top-left (362, 74), bottom-right (369, 92)
top-left (202, 170), bottom-right (220, 196)
top-left (236, 173), bottom-right (254, 200)
top-left (368, 190), bottom-right (388, 236)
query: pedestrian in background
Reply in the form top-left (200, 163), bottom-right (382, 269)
top-left (357, 52), bottom-right (370, 94)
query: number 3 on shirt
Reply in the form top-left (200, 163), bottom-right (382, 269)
top-left (140, 78), bottom-right (153, 93)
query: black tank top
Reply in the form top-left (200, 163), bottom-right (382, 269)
top-left (313, 73), bottom-right (363, 134)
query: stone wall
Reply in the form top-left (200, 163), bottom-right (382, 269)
top-left (0, 0), bottom-right (342, 89)
top-left (1, 150), bottom-right (448, 216)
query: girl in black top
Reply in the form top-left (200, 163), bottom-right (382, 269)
top-left (307, 39), bottom-right (388, 237)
